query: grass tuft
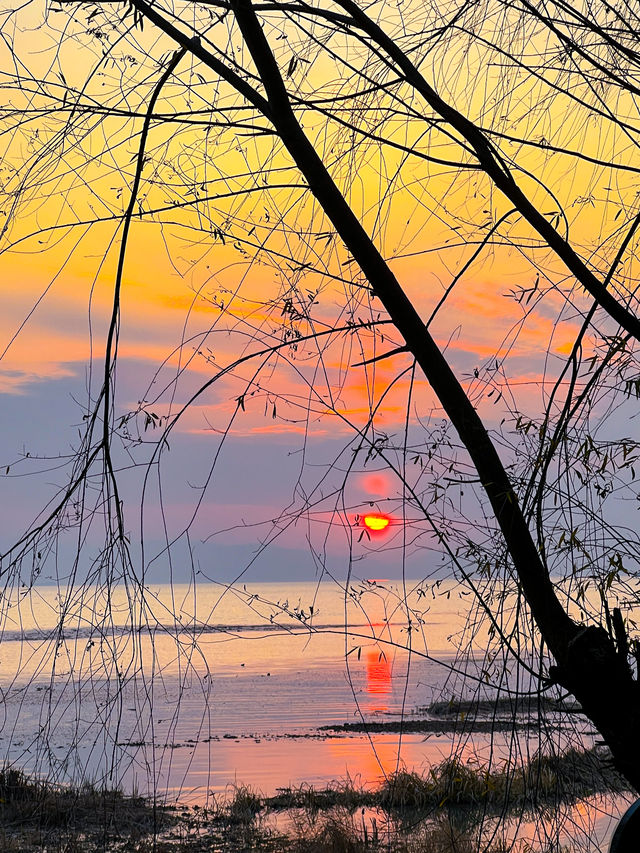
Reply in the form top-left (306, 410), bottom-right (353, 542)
top-left (0, 766), bottom-right (176, 851)
top-left (223, 784), bottom-right (262, 824)
top-left (264, 745), bottom-right (626, 817)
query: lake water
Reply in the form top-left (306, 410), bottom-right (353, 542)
top-left (0, 578), bottom-right (628, 849)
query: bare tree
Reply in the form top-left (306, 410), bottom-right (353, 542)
top-left (2, 0), bottom-right (640, 804)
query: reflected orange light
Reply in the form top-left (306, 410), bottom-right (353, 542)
top-left (366, 650), bottom-right (392, 695)
top-left (363, 514), bottom-right (390, 532)
top-left (365, 649), bottom-right (392, 714)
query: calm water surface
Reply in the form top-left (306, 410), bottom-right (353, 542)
top-left (0, 579), bottom-right (625, 849)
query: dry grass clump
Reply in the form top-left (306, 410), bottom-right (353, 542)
top-left (261, 746), bottom-right (624, 831)
top-left (222, 784), bottom-right (263, 824)
top-left (268, 779), bottom-right (372, 812)
top-left (378, 771), bottom-right (431, 811)
top-left (0, 766), bottom-right (174, 851)
top-left (0, 766), bottom-right (162, 831)
top-left (378, 758), bottom-right (500, 810)
top-left (376, 747), bottom-right (625, 812)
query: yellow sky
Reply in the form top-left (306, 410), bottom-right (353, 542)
top-left (1, 0), bottom-right (635, 445)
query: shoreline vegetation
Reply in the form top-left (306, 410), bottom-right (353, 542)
top-left (0, 744), bottom-right (627, 852)
top-left (321, 697), bottom-right (584, 736)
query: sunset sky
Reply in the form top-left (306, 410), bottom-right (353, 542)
top-left (1, 0), bottom-right (636, 586)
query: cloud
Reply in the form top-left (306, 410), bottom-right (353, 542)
top-left (0, 365), bottom-right (77, 395)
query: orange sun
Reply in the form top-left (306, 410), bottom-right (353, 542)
top-left (362, 514), bottom-right (391, 532)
